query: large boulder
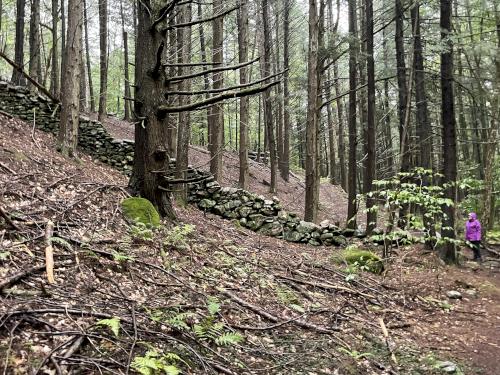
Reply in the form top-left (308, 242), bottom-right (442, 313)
top-left (258, 221), bottom-right (283, 237)
top-left (296, 221), bottom-right (319, 234)
top-left (121, 197), bottom-right (160, 228)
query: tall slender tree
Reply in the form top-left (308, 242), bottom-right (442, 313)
top-left (83, 0), bottom-right (95, 112)
top-left (282, 0), bottom-right (291, 182)
top-left (11, 0), bottom-right (25, 85)
top-left (238, 0), bottom-right (249, 189)
top-left (58, 0), bottom-right (83, 158)
top-left (28, 0), bottom-right (41, 88)
top-left (98, 0), bottom-right (108, 121)
top-left (50, 0), bottom-right (59, 97)
top-left (440, 0), bottom-right (457, 263)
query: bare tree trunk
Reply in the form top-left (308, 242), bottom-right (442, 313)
top-left (80, 47), bottom-right (87, 110)
top-left (395, 0), bottom-right (410, 172)
top-left (440, 0), bottom-right (457, 264)
top-left (11, 0), bottom-right (25, 85)
top-left (98, 0), bottom-right (108, 121)
top-left (305, 0), bottom-right (320, 222)
top-left (58, 0), bottom-right (82, 158)
top-left (365, 0), bottom-right (376, 233)
top-left (274, 4), bottom-right (285, 179)
top-left (238, 0), bottom-right (249, 189)
top-left (209, 0), bottom-right (224, 182)
top-left (347, 0), bottom-right (358, 229)
top-left (262, 0), bottom-right (277, 193)
top-left (197, 3), bottom-right (210, 146)
top-left (175, 3), bottom-right (192, 204)
top-left (83, 0), bottom-right (95, 112)
top-left (120, 0), bottom-right (131, 121)
top-left (282, 0), bottom-right (291, 181)
top-left (131, 0), bottom-right (174, 219)
top-left (28, 0), bottom-right (41, 90)
top-left (60, 0), bottom-right (66, 82)
top-left (50, 0), bottom-right (59, 97)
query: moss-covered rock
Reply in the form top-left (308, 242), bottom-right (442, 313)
top-left (333, 247), bottom-right (384, 274)
top-left (121, 197), bottom-right (161, 227)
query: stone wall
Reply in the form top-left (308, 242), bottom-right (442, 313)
top-left (0, 81), bottom-right (134, 174)
top-left (0, 81), bottom-right (350, 247)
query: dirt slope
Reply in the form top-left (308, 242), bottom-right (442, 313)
top-left (0, 115), bottom-right (499, 374)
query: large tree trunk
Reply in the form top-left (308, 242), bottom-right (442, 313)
top-left (411, 2), bottom-right (431, 170)
top-left (395, 0), bottom-right (410, 172)
top-left (440, 0), bottom-right (457, 263)
top-left (175, 3), bottom-right (192, 204)
top-left (11, 0), bottom-right (25, 85)
top-left (57, 0), bottom-right (82, 158)
top-left (131, 1), bottom-right (174, 219)
top-left (60, 0), bottom-right (66, 82)
top-left (98, 0), bottom-right (108, 121)
top-left (262, 0), bottom-right (277, 192)
top-left (238, 0), bottom-right (249, 189)
top-left (50, 0), bottom-right (59, 98)
top-left (209, 0), bottom-right (224, 182)
top-left (83, 0), bottom-right (95, 112)
top-left (197, 3), bottom-right (211, 146)
top-left (305, 0), bottom-right (320, 222)
top-left (365, 0), bottom-right (376, 233)
top-left (28, 0), bottom-right (41, 90)
top-left (347, 0), bottom-right (358, 229)
top-left (282, 0), bottom-right (291, 182)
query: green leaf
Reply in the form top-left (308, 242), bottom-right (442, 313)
top-left (215, 332), bottom-right (244, 346)
top-left (97, 317), bottom-right (121, 337)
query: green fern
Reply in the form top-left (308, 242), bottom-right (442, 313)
top-left (215, 332), bottom-right (244, 346)
top-left (167, 312), bottom-right (194, 331)
top-left (96, 317), bottom-right (121, 337)
top-left (50, 236), bottom-right (73, 251)
top-left (131, 350), bottom-right (182, 375)
top-left (112, 250), bottom-right (133, 262)
top-left (207, 297), bottom-right (221, 315)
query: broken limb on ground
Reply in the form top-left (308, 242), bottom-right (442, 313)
top-left (1, 114), bottom-right (499, 374)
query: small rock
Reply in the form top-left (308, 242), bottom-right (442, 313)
top-left (446, 291), bottom-right (462, 299)
top-left (436, 361), bottom-right (457, 373)
top-left (296, 221), bottom-right (319, 234)
top-left (198, 199), bottom-right (216, 209)
top-left (464, 289), bottom-right (478, 297)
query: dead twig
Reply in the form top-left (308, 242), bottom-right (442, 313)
top-left (44, 220), bottom-right (55, 284)
top-left (0, 205), bottom-right (21, 231)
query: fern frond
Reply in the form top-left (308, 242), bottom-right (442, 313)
top-left (215, 332), bottom-right (244, 346)
top-left (96, 317), bottom-right (121, 337)
top-left (50, 236), bottom-right (73, 251)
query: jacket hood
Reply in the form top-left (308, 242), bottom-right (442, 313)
top-left (469, 212), bottom-right (477, 220)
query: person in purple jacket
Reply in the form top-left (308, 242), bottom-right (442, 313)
top-left (465, 212), bottom-right (482, 261)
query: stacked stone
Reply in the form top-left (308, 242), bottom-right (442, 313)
top-left (0, 81), bottom-right (135, 174)
top-left (186, 176), bottom-right (349, 247)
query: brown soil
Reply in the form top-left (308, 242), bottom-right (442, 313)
top-left (0, 114), bottom-right (499, 374)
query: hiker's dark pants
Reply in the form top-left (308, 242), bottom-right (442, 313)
top-left (469, 240), bottom-right (482, 260)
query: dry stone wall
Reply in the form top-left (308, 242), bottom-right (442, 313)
top-left (0, 81), bottom-right (350, 246)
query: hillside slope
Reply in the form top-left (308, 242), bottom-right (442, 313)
top-left (1, 115), bottom-right (499, 374)
top-left (100, 116), bottom-right (352, 225)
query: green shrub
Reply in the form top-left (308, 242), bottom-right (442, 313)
top-left (333, 246), bottom-right (384, 274)
top-left (121, 197), bottom-right (161, 228)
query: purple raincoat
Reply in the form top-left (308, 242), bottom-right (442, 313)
top-left (465, 213), bottom-right (481, 241)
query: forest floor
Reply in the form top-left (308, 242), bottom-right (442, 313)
top-left (0, 114), bottom-right (499, 374)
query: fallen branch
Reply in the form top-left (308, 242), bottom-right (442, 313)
top-left (378, 317), bottom-right (397, 365)
top-left (45, 220), bottom-right (55, 284)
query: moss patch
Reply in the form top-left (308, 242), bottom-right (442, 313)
top-left (121, 197), bottom-right (161, 228)
top-left (333, 247), bottom-right (384, 274)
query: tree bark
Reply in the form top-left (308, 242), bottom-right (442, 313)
top-left (83, 0), bottom-right (95, 112)
top-left (365, 0), bottom-right (376, 233)
top-left (120, 0), bottom-right (131, 121)
top-left (98, 0), bottom-right (108, 121)
top-left (347, 0), bottom-right (358, 229)
top-left (130, 1), bottom-right (175, 219)
top-left (395, 0), bottom-right (410, 172)
top-left (58, 0), bottom-right (82, 158)
top-left (238, 0), bottom-right (249, 189)
top-left (175, 3), bottom-right (192, 204)
top-left (440, 0), bottom-right (457, 263)
top-left (262, 0), bottom-right (277, 193)
top-left (28, 0), bottom-right (41, 90)
top-left (305, 0), bottom-right (320, 222)
top-left (11, 0), bottom-right (25, 85)
top-left (282, 0), bottom-right (291, 182)
top-left (209, 0), bottom-right (224, 182)
top-left (50, 0), bottom-right (60, 98)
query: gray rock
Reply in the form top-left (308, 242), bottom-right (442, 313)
top-left (320, 232), bottom-right (334, 241)
top-left (296, 221), bottom-right (319, 234)
top-left (446, 290), bottom-right (462, 299)
top-left (331, 236), bottom-right (347, 246)
top-left (213, 205), bottom-right (226, 216)
top-left (239, 218), bottom-right (247, 226)
top-left (436, 361), bottom-right (457, 373)
top-left (258, 221), bottom-right (283, 237)
top-left (247, 214), bottom-right (266, 231)
top-left (238, 206), bottom-right (253, 218)
top-left (308, 239), bottom-right (321, 246)
top-left (206, 181), bottom-right (221, 193)
top-left (260, 205), bottom-right (275, 216)
top-left (224, 200), bottom-right (242, 210)
top-left (284, 230), bottom-right (303, 242)
top-left (198, 199), bottom-right (216, 209)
